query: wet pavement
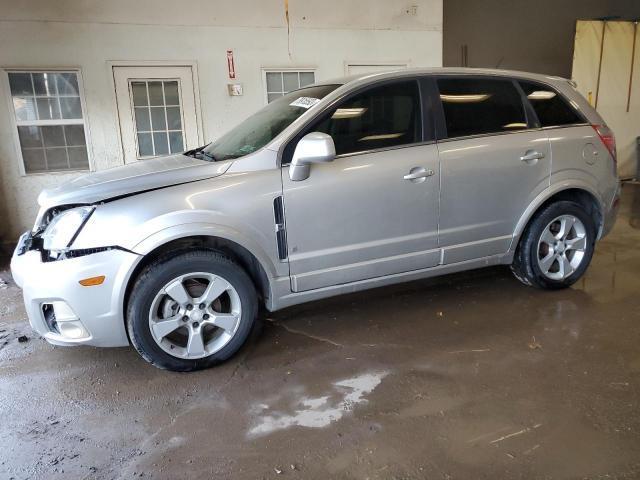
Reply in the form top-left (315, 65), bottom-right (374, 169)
top-left (1, 184), bottom-right (640, 480)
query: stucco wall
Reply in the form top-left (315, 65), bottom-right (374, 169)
top-left (0, 0), bottom-right (443, 241)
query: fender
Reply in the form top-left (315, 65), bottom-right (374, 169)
top-left (507, 179), bottom-right (604, 255)
top-left (132, 221), bottom-right (282, 281)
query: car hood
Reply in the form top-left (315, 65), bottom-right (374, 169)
top-left (38, 154), bottom-right (233, 208)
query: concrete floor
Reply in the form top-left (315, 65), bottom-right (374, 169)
top-left (1, 185), bottom-right (640, 480)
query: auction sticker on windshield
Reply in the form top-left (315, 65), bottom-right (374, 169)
top-left (290, 97), bottom-right (321, 109)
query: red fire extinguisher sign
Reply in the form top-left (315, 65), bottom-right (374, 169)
top-left (227, 50), bottom-right (236, 79)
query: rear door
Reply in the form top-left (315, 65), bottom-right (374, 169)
top-left (435, 76), bottom-right (551, 263)
top-left (281, 79), bottom-right (441, 292)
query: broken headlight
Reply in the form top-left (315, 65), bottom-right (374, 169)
top-left (42, 206), bottom-right (94, 252)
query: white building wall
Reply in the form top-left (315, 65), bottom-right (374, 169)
top-left (0, 0), bottom-right (443, 244)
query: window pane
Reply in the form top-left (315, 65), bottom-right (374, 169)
top-left (266, 72), bottom-right (282, 92)
top-left (64, 125), bottom-right (86, 146)
top-left (153, 132), bottom-right (169, 155)
top-left (169, 131), bottom-right (184, 153)
top-left (148, 81), bottom-right (164, 106)
top-left (60, 97), bottom-right (82, 119)
top-left (134, 107), bottom-right (151, 132)
top-left (283, 72), bottom-right (299, 92)
top-left (519, 81), bottom-right (582, 127)
top-left (42, 126), bottom-right (65, 147)
top-left (18, 126), bottom-right (43, 148)
top-left (164, 81), bottom-right (180, 105)
top-left (56, 73), bottom-right (79, 95)
top-left (267, 93), bottom-right (282, 103)
top-left (13, 97), bottom-right (37, 121)
top-left (166, 107), bottom-right (182, 130)
top-left (9, 73), bottom-right (33, 96)
top-left (68, 146), bottom-right (89, 169)
top-left (22, 148), bottom-right (46, 173)
top-left (150, 107), bottom-right (166, 130)
top-left (438, 78), bottom-right (526, 138)
top-left (315, 81), bottom-right (421, 156)
top-left (33, 73), bottom-right (57, 96)
top-left (137, 132), bottom-right (153, 156)
top-left (45, 148), bottom-right (69, 170)
top-left (36, 98), bottom-right (61, 120)
top-left (132, 82), bottom-right (148, 106)
top-left (299, 72), bottom-right (315, 87)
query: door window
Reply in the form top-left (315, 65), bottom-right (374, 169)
top-left (437, 77), bottom-right (527, 138)
top-left (518, 81), bottom-right (584, 127)
top-left (314, 81), bottom-right (421, 156)
top-left (130, 80), bottom-right (184, 157)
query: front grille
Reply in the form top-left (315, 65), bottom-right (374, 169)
top-left (43, 246), bottom-right (115, 262)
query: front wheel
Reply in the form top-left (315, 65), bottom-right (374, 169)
top-left (511, 201), bottom-right (596, 289)
top-left (127, 250), bottom-right (258, 371)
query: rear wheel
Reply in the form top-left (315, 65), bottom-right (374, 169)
top-left (127, 250), bottom-right (258, 371)
top-left (511, 201), bottom-right (596, 289)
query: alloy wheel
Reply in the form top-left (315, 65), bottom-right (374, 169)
top-left (536, 214), bottom-right (588, 281)
top-left (148, 272), bottom-right (242, 359)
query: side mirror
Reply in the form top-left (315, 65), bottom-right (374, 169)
top-left (289, 132), bottom-right (336, 181)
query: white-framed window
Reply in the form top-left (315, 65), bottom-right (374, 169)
top-left (6, 69), bottom-right (90, 174)
top-left (263, 69), bottom-right (316, 103)
top-left (129, 79), bottom-right (185, 158)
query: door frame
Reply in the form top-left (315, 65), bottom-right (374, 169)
top-left (107, 60), bottom-right (204, 166)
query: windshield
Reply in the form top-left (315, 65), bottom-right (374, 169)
top-left (202, 84), bottom-right (339, 161)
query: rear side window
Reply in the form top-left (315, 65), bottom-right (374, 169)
top-left (518, 81), bottom-right (583, 127)
top-left (314, 80), bottom-right (421, 156)
top-left (437, 77), bottom-right (527, 138)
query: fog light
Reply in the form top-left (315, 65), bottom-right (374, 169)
top-left (42, 301), bottom-right (90, 340)
top-left (57, 320), bottom-right (90, 339)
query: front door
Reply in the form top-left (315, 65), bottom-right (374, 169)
top-left (281, 79), bottom-right (441, 292)
top-left (435, 76), bottom-right (552, 263)
top-left (113, 66), bottom-right (201, 163)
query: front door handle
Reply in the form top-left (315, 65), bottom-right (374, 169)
top-left (404, 167), bottom-right (435, 182)
top-left (520, 150), bottom-right (545, 163)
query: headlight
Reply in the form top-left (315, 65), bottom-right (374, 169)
top-left (42, 206), bottom-right (94, 251)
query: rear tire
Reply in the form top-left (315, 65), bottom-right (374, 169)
top-left (127, 249), bottom-right (258, 371)
top-left (511, 200), bottom-right (596, 289)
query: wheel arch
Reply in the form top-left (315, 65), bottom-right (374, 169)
top-left (510, 185), bottom-right (603, 254)
top-left (123, 234), bottom-right (274, 335)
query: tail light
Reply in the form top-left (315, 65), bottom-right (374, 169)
top-left (592, 124), bottom-right (617, 165)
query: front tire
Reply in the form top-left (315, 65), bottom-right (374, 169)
top-left (127, 249), bottom-right (258, 371)
top-left (511, 201), bottom-right (596, 289)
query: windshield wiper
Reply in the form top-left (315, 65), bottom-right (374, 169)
top-left (184, 145), bottom-right (216, 162)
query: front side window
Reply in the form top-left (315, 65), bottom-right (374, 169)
top-left (204, 84), bottom-right (338, 161)
top-left (314, 80), bottom-right (422, 156)
top-left (519, 81), bottom-right (583, 127)
top-left (437, 77), bottom-right (527, 138)
top-left (7, 70), bottom-right (89, 174)
top-left (265, 70), bottom-right (315, 103)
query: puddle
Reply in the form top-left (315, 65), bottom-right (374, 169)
top-left (247, 371), bottom-right (388, 438)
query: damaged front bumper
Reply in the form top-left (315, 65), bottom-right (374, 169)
top-left (10, 232), bottom-right (139, 347)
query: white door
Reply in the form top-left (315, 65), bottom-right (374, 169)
top-left (113, 66), bottom-right (201, 163)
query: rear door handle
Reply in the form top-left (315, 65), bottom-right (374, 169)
top-left (520, 150), bottom-right (545, 163)
top-left (404, 167), bottom-right (435, 182)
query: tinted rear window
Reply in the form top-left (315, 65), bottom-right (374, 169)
top-left (519, 81), bottom-right (583, 127)
top-left (437, 77), bottom-right (527, 138)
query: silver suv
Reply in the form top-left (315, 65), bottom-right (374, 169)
top-left (11, 68), bottom-right (620, 371)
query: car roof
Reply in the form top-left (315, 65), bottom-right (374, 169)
top-left (316, 67), bottom-right (573, 89)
